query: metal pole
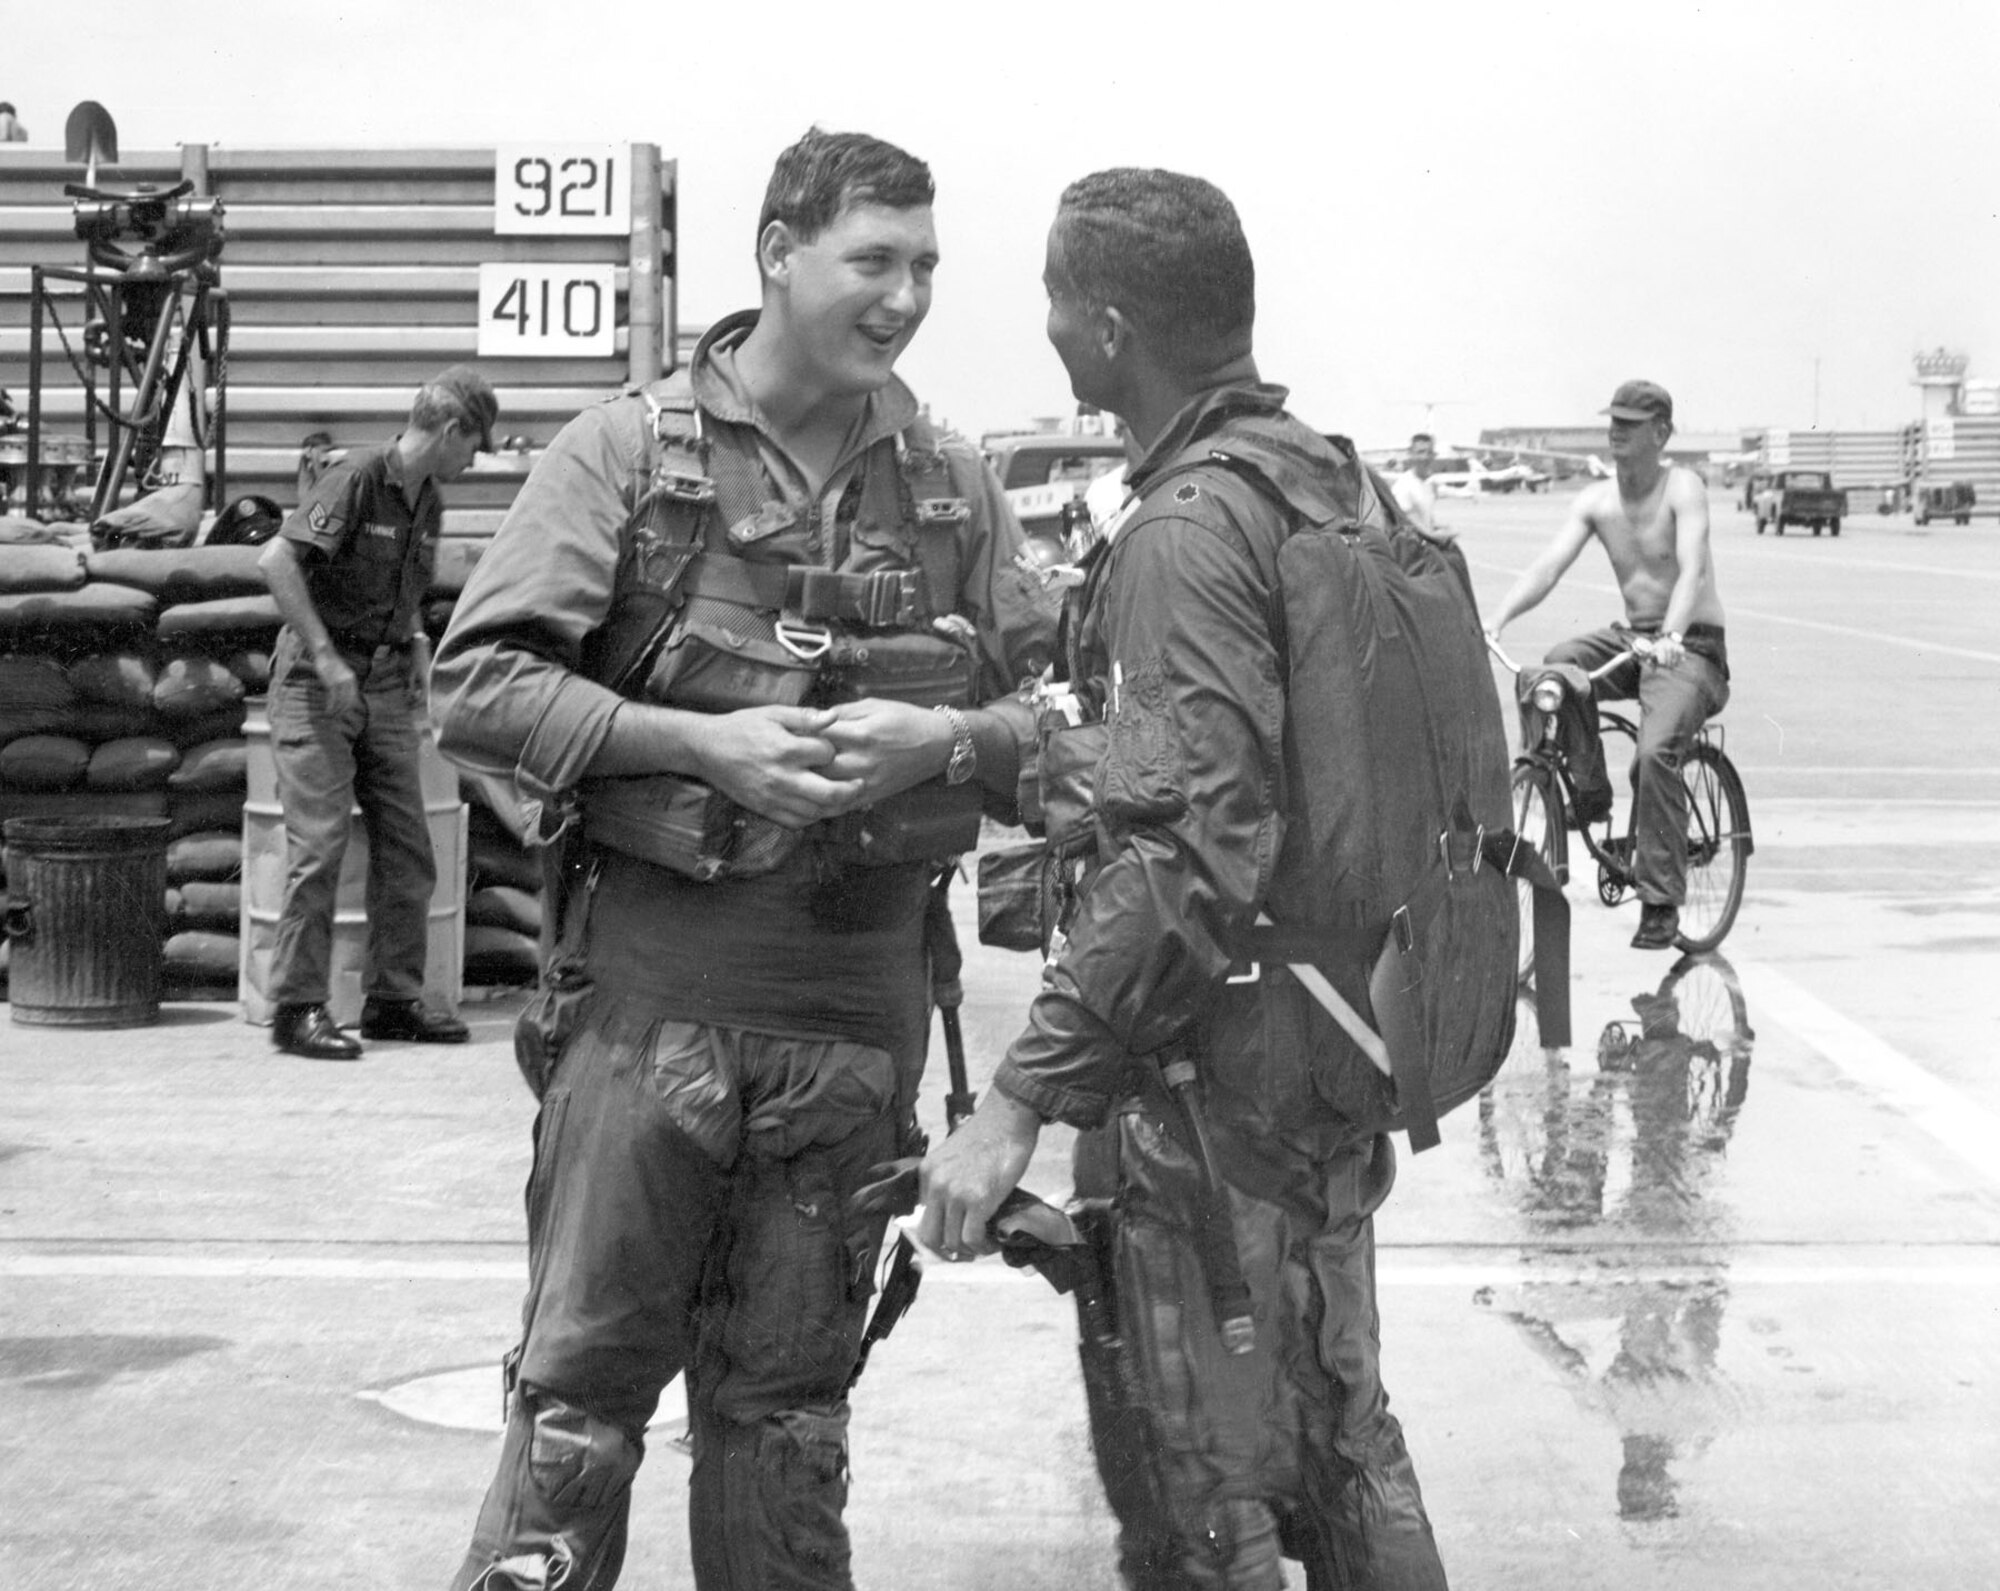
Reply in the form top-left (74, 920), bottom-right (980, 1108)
top-left (626, 143), bottom-right (663, 386)
top-left (26, 266), bottom-right (45, 519)
top-left (662, 159), bottom-right (678, 374)
top-left (182, 142), bottom-right (222, 516)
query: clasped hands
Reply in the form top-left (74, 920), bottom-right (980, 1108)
top-left (696, 697), bottom-right (953, 830)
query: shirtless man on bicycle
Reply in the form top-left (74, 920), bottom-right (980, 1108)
top-left (1485, 379), bottom-right (1730, 950)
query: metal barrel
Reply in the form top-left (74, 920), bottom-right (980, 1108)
top-left (235, 696), bottom-right (465, 1027)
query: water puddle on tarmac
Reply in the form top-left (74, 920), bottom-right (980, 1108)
top-left (1474, 952), bottom-right (1757, 1521)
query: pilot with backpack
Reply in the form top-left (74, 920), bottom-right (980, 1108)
top-left (921, 169), bottom-right (1539, 1590)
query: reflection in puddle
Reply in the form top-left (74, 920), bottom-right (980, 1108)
top-left (1478, 952), bottom-right (1756, 1521)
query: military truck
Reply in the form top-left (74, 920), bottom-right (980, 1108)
top-left (1753, 469), bottom-right (1845, 537)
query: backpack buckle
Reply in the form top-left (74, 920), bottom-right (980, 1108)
top-left (913, 498), bottom-right (969, 526)
top-left (775, 617), bottom-right (833, 661)
top-left (1438, 824), bottom-right (1484, 880)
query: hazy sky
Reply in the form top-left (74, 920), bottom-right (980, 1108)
top-left (9, 0), bottom-right (1998, 447)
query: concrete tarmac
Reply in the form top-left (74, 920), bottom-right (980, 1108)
top-left (3, 495), bottom-right (1997, 1588)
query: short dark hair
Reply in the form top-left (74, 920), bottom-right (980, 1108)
top-left (1410, 432), bottom-right (1435, 448)
top-left (1047, 168), bottom-right (1254, 370)
top-left (758, 127), bottom-right (934, 248)
top-left (0, 104), bottom-right (15, 117)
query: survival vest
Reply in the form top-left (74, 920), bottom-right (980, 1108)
top-left (576, 377), bottom-right (985, 880)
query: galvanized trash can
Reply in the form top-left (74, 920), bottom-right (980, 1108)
top-left (3, 815), bottom-right (171, 1027)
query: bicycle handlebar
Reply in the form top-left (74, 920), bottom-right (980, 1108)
top-left (1484, 627), bottom-right (1657, 683)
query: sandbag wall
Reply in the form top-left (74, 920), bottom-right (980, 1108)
top-left (0, 530), bottom-right (275, 999)
top-left (0, 527), bottom-right (547, 1001)
top-left (459, 772), bottom-right (546, 991)
top-left (422, 549), bottom-right (544, 992)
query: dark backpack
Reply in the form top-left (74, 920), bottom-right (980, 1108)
top-left (1156, 422), bottom-right (1565, 1150)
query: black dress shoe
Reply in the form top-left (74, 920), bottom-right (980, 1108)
top-left (273, 1003), bottom-right (363, 1062)
top-left (1630, 902), bottom-right (1681, 951)
top-left (359, 998), bottom-right (470, 1044)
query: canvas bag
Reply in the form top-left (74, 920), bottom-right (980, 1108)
top-left (1152, 424), bottom-right (1561, 1150)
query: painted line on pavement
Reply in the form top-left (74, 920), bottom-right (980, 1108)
top-left (1737, 959), bottom-right (2000, 1186)
top-left (0, 1255), bottom-right (525, 1280)
top-left (1724, 606), bottom-right (2000, 666)
top-left (1724, 549), bottom-right (2000, 584)
top-left (6, 1251), bottom-right (1999, 1288)
top-left (1464, 562), bottom-right (2000, 667)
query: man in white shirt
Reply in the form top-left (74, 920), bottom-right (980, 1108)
top-left (1391, 430), bottom-right (1448, 542)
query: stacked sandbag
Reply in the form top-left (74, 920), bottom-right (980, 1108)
top-left (0, 542), bottom-right (277, 1006)
top-left (461, 776), bottom-right (544, 988)
top-left (0, 531), bottom-right (158, 647)
top-left (162, 826), bottom-right (245, 999)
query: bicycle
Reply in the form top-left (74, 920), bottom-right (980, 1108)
top-left (1488, 630), bottom-right (1753, 964)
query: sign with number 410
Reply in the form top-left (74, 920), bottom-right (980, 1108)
top-left (477, 264), bottom-right (617, 358)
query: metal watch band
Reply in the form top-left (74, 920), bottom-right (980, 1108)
top-left (934, 705), bottom-right (975, 785)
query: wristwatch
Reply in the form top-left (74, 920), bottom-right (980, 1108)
top-left (934, 705), bottom-right (976, 785)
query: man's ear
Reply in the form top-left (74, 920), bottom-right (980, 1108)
top-left (757, 220), bottom-right (795, 285)
top-left (1099, 304), bottom-right (1132, 363)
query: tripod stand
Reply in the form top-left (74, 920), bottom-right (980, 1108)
top-left (22, 178), bottom-right (230, 530)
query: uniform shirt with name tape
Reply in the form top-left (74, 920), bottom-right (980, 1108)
top-left (278, 440), bottom-right (441, 648)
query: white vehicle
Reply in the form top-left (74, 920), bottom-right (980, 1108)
top-left (982, 434), bottom-right (1128, 548)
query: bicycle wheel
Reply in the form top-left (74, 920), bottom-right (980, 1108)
top-left (1674, 743), bottom-right (1751, 953)
top-left (1657, 952), bottom-right (1756, 1144)
top-left (1510, 761), bottom-right (1565, 985)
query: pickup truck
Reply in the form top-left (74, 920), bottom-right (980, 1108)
top-left (1753, 469), bottom-right (1845, 537)
top-left (983, 433), bottom-right (1127, 556)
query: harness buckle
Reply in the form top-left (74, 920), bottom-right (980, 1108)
top-left (913, 497), bottom-right (969, 526)
top-left (658, 470), bottom-right (716, 506)
top-left (863, 569), bottom-right (922, 627)
top-left (775, 617), bottom-right (833, 661)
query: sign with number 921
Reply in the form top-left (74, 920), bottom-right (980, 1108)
top-left (477, 264), bottom-right (617, 358)
top-left (494, 144), bottom-right (630, 236)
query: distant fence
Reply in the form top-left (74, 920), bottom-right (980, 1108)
top-left (0, 143), bottom-right (692, 536)
top-left (1761, 423), bottom-right (1998, 520)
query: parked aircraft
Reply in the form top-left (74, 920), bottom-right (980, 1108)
top-left (1367, 441), bottom-right (1608, 495)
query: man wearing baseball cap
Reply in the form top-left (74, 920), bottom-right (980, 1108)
top-left (257, 364), bottom-right (498, 1058)
top-left (1484, 378), bottom-right (1730, 950)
